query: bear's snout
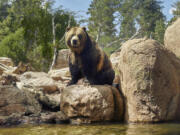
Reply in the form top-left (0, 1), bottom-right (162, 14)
top-left (73, 39), bottom-right (77, 45)
top-left (71, 36), bottom-right (80, 47)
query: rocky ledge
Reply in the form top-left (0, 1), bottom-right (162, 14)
top-left (1, 19), bottom-right (180, 126)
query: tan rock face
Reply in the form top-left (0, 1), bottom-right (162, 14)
top-left (0, 86), bottom-right (69, 125)
top-left (118, 38), bottom-right (180, 123)
top-left (52, 49), bottom-right (70, 70)
top-left (17, 71), bottom-right (64, 110)
top-left (110, 51), bottom-right (121, 72)
top-left (0, 85), bottom-right (41, 116)
top-left (164, 18), bottom-right (180, 58)
top-left (0, 73), bottom-right (19, 85)
top-left (0, 57), bottom-right (14, 75)
top-left (0, 57), bottom-right (14, 67)
top-left (110, 51), bottom-right (122, 87)
top-left (60, 85), bottom-right (124, 124)
top-left (18, 72), bottom-right (59, 93)
top-left (48, 68), bottom-right (70, 81)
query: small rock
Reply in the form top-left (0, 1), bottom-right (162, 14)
top-left (12, 62), bottom-right (33, 74)
top-left (0, 57), bottom-right (14, 67)
top-left (40, 111), bottom-right (69, 124)
top-left (48, 68), bottom-right (71, 81)
top-left (0, 73), bottom-right (19, 85)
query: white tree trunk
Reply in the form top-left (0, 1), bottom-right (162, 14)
top-left (50, 16), bottom-right (72, 70)
top-left (96, 26), bottom-right (101, 43)
top-left (50, 16), bottom-right (57, 70)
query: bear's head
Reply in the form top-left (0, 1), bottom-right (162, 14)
top-left (65, 27), bottom-right (87, 54)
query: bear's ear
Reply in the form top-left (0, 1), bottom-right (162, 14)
top-left (66, 27), bottom-right (71, 32)
top-left (82, 27), bottom-right (86, 31)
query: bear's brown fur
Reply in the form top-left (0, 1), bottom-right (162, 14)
top-left (65, 27), bottom-right (115, 85)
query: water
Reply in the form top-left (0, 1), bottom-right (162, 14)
top-left (0, 123), bottom-right (180, 135)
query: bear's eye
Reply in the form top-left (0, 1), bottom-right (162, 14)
top-left (70, 34), bottom-right (75, 39)
top-left (78, 34), bottom-right (82, 40)
top-left (67, 40), bottom-right (71, 45)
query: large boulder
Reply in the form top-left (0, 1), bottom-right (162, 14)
top-left (52, 49), bottom-right (70, 70)
top-left (110, 51), bottom-right (121, 71)
top-left (117, 38), bottom-right (180, 123)
top-left (17, 72), bottom-right (64, 111)
top-left (18, 72), bottom-right (59, 93)
top-left (0, 85), bottom-right (41, 116)
top-left (164, 18), bottom-right (180, 58)
top-left (60, 85), bottom-right (124, 124)
top-left (110, 51), bottom-right (122, 85)
top-left (0, 85), bottom-right (69, 126)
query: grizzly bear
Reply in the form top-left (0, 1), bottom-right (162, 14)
top-left (65, 27), bottom-right (115, 86)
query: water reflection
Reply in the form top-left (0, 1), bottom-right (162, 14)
top-left (0, 123), bottom-right (180, 135)
top-left (126, 123), bottom-right (180, 135)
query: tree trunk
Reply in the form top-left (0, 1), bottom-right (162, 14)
top-left (50, 16), bottom-right (72, 71)
top-left (96, 26), bottom-right (101, 43)
top-left (50, 16), bottom-right (57, 70)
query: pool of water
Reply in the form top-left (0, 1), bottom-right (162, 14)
top-left (0, 123), bottom-right (180, 135)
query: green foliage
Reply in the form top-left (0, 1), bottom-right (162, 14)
top-left (134, 0), bottom-right (165, 39)
top-left (53, 9), bottom-right (76, 51)
top-left (54, 9), bottom-right (76, 42)
top-left (87, 0), bottom-right (166, 50)
top-left (117, 0), bottom-right (166, 43)
top-left (87, 0), bottom-right (117, 45)
top-left (0, 0), bottom-right (10, 22)
top-left (0, 0), bottom-right (77, 71)
top-left (0, 28), bottom-right (27, 64)
top-left (168, 1), bottom-right (180, 25)
top-left (172, 1), bottom-right (180, 17)
top-left (119, 0), bottom-right (136, 40)
top-left (154, 19), bottom-right (166, 44)
top-left (103, 45), bottom-right (119, 57)
top-left (0, 0), bottom-right (170, 70)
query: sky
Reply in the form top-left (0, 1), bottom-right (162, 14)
top-left (55, 0), bottom-right (179, 22)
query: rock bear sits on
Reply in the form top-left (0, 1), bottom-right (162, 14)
top-left (65, 27), bottom-right (115, 85)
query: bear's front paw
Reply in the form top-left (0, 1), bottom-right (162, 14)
top-left (66, 82), bottom-right (72, 86)
top-left (67, 80), bottom-right (76, 86)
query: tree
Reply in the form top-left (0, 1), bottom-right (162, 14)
top-left (135, 0), bottom-right (165, 39)
top-left (0, 0), bottom-right (10, 21)
top-left (0, 0), bottom-right (14, 41)
top-left (119, 0), bottom-right (136, 40)
top-left (50, 9), bottom-right (77, 70)
top-left (87, 0), bottom-right (118, 46)
top-left (0, 28), bottom-right (27, 64)
top-left (115, 0), bottom-right (165, 44)
top-left (169, 1), bottom-right (180, 25)
top-left (6, 0), bottom-right (53, 70)
top-left (154, 19), bottom-right (166, 44)
top-left (0, 0), bottom-right (77, 71)
top-left (172, 1), bottom-right (180, 17)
